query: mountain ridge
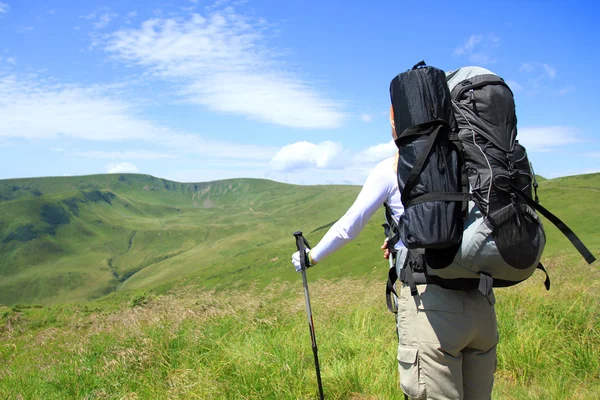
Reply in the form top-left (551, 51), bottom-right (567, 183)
top-left (1, 172), bottom-right (598, 306)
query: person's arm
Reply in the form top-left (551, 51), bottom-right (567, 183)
top-left (309, 163), bottom-right (392, 263)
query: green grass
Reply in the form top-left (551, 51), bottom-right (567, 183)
top-left (0, 172), bottom-right (599, 398)
top-left (1, 261), bottom-right (598, 399)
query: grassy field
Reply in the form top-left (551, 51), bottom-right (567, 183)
top-left (1, 260), bottom-right (598, 399)
top-left (0, 172), bottom-right (599, 398)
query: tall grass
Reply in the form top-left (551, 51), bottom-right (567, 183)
top-left (2, 259), bottom-right (599, 399)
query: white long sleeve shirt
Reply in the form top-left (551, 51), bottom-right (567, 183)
top-left (310, 156), bottom-right (405, 263)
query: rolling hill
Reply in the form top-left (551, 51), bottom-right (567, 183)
top-left (1, 172), bottom-right (598, 305)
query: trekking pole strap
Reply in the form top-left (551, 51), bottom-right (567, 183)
top-left (511, 185), bottom-right (596, 264)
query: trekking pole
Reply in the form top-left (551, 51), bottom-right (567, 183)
top-left (293, 231), bottom-right (325, 400)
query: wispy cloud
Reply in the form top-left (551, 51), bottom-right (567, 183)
top-left (360, 113), bottom-right (372, 123)
top-left (80, 7), bottom-right (119, 29)
top-left (0, 73), bottom-right (277, 162)
top-left (15, 26), bottom-right (34, 34)
top-left (505, 80), bottom-right (523, 92)
top-left (0, 2), bottom-right (9, 14)
top-left (454, 34), bottom-right (499, 65)
top-left (454, 35), bottom-right (482, 56)
top-left (518, 126), bottom-right (582, 152)
top-left (520, 62), bottom-right (557, 80)
top-left (74, 150), bottom-right (177, 160)
top-left (542, 64), bottom-right (557, 80)
top-left (106, 162), bottom-right (139, 173)
top-left (520, 63), bottom-right (534, 73)
top-left (104, 8), bottom-right (346, 129)
top-left (556, 85), bottom-right (575, 96)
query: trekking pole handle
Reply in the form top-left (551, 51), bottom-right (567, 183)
top-left (293, 231), bottom-right (312, 270)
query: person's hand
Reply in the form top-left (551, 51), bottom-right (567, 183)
top-left (381, 239), bottom-right (390, 260)
top-left (291, 248), bottom-right (313, 272)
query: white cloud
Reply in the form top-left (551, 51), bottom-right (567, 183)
top-left (269, 139), bottom-right (396, 183)
top-left (80, 7), bottom-right (119, 29)
top-left (15, 26), bottom-right (34, 33)
top-left (0, 73), bottom-right (277, 162)
top-left (104, 9), bottom-right (346, 129)
top-left (74, 150), bottom-right (177, 160)
top-left (360, 113), bottom-right (372, 123)
top-left (353, 140), bottom-right (396, 164)
top-left (469, 53), bottom-right (496, 65)
top-left (520, 62), bottom-right (557, 80)
top-left (0, 2), bottom-right (9, 14)
top-left (95, 11), bottom-right (118, 29)
top-left (106, 162), bottom-right (139, 173)
top-left (542, 64), bottom-right (557, 80)
top-left (270, 141), bottom-right (344, 172)
top-left (586, 152), bottom-right (600, 158)
top-left (505, 80), bottom-right (523, 92)
top-left (0, 74), bottom-right (160, 141)
top-left (518, 126), bottom-right (581, 152)
top-left (557, 85), bottom-right (575, 96)
top-left (454, 34), bottom-right (499, 66)
top-left (520, 63), bottom-right (534, 73)
top-left (454, 35), bottom-right (482, 56)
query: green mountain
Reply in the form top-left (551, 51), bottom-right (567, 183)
top-left (1, 172), bottom-right (598, 306)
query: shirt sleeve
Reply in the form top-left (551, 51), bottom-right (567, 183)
top-left (309, 162), bottom-right (392, 262)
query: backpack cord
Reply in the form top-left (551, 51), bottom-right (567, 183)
top-left (452, 100), bottom-right (493, 215)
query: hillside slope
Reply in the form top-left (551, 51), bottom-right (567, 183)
top-left (1, 172), bottom-right (598, 305)
top-left (0, 175), bottom-right (360, 305)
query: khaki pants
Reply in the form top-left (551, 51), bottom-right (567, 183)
top-left (396, 283), bottom-right (498, 400)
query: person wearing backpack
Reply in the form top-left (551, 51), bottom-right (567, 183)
top-left (291, 67), bottom-right (498, 398)
top-left (292, 147), bottom-right (498, 399)
top-left (292, 62), bottom-right (595, 399)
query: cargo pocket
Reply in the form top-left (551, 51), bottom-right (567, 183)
top-left (397, 345), bottom-right (425, 399)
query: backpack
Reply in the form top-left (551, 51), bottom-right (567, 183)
top-left (384, 62), bottom-right (596, 310)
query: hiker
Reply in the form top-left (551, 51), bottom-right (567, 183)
top-left (292, 62), bottom-right (595, 399)
top-left (291, 68), bottom-right (498, 400)
top-left (292, 149), bottom-right (497, 400)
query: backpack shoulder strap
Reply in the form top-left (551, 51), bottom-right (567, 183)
top-left (511, 184), bottom-right (596, 264)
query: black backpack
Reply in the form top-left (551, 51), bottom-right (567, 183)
top-left (384, 62), bottom-right (596, 309)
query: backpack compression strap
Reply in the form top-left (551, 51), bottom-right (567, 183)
top-left (511, 184), bottom-right (596, 264)
top-left (399, 123), bottom-right (471, 208)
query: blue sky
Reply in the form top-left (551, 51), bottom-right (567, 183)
top-left (0, 0), bottom-right (599, 185)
